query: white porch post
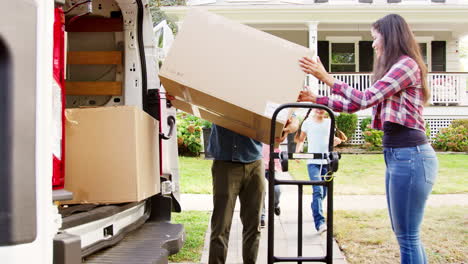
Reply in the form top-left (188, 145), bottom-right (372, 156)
top-left (307, 21), bottom-right (319, 92)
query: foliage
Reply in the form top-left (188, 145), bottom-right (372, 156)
top-left (148, 0), bottom-right (182, 34)
top-left (360, 117), bottom-right (383, 150)
top-left (336, 113), bottom-right (358, 142)
top-left (201, 119), bottom-right (212, 129)
top-left (362, 129), bottom-right (384, 151)
top-left (331, 53), bottom-right (355, 64)
top-left (425, 121), bottom-right (431, 139)
top-left (451, 119), bottom-right (468, 129)
top-left (360, 117), bottom-right (372, 133)
top-left (176, 112), bottom-right (204, 156)
top-left (433, 125), bottom-right (468, 152)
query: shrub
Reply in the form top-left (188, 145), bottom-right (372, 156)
top-left (176, 112), bottom-right (204, 156)
top-left (360, 117), bottom-right (383, 150)
top-left (360, 117), bottom-right (372, 133)
top-left (451, 119), bottom-right (468, 130)
top-left (201, 119), bottom-right (212, 129)
top-left (336, 113), bottom-right (358, 142)
top-left (433, 125), bottom-right (468, 152)
top-left (425, 121), bottom-right (431, 139)
top-left (362, 129), bottom-right (384, 151)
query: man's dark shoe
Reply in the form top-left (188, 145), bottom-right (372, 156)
top-left (260, 219), bottom-right (266, 228)
top-left (274, 206), bottom-right (281, 216)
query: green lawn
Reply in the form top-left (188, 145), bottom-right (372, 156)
top-left (288, 154), bottom-right (468, 195)
top-left (169, 211), bottom-right (211, 262)
top-left (174, 155), bottom-right (467, 263)
top-left (179, 154), bottom-right (468, 195)
top-left (178, 156), bottom-right (213, 194)
top-left (334, 206), bottom-right (468, 264)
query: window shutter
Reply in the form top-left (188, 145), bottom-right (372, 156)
top-left (359, 41), bottom-right (373, 72)
top-left (431, 41), bottom-right (446, 72)
top-left (318, 41), bottom-right (329, 72)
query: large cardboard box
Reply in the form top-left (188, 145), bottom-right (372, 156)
top-left (159, 9), bottom-right (314, 144)
top-left (63, 106), bottom-right (160, 204)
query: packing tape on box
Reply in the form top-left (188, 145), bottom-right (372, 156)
top-left (180, 87), bottom-right (201, 117)
top-left (181, 87), bottom-right (192, 103)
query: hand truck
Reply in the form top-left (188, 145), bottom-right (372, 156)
top-left (267, 103), bottom-right (340, 264)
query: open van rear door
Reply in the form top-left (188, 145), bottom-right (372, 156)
top-left (0, 0), bottom-right (59, 263)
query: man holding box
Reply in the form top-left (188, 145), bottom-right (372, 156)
top-left (207, 117), bottom-right (298, 264)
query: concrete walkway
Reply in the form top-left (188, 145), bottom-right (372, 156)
top-left (179, 172), bottom-right (468, 264)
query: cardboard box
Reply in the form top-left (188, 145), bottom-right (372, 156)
top-left (63, 106), bottom-right (160, 204)
top-left (159, 9), bottom-right (314, 144)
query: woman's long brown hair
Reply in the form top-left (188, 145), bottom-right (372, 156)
top-left (372, 14), bottom-right (429, 104)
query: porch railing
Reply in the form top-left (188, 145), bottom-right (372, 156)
top-left (312, 72), bottom-right (467, 105)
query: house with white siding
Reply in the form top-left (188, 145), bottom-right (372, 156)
top-left (160, 0), bottom-right (468, 143)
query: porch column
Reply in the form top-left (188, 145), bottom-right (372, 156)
top-left (307, 21), bottom-right (319, 92)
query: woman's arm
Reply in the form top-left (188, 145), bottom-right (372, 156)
top-left (301, 56), bottom-right (419, 111)
top-left (298, 91), bottom-right (362, 113)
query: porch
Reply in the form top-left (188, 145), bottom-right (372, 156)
top-left (313, 72), bottom-right (468, 106)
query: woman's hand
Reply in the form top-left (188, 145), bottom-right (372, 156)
top-left (299, 56), bottom-right (335, 87)
top-left (333, 137), bottom-right (342, 147)
top-left (297, 90), bottom-right (317, 103)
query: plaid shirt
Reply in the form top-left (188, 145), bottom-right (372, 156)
top-left (317, 56), bottom-right (426, 131)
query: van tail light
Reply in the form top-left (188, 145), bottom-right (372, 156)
top-left (52, 7), bottom-right (65, 189)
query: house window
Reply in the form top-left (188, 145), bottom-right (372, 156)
top-left (419, 43), bottom-right (428, 66)
top-left (415, 36), bottom-right (433, 70)
top-left (331, 43), bottom-right (356, 72)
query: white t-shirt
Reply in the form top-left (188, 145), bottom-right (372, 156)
top-left (301, 118), bottom-right (331, 165)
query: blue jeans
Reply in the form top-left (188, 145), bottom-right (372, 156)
top-left (307, 163), bottom-right (328, 230)
top-left (384, 144), bottom-right (438, 264)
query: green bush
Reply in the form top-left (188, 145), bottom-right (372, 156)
top-left (201, 119), bottom-right (212, 129)
top-left (360, 117), bottom-right (372, 133)
top-left (451, 119), bottom-right (468, 130)
top-left (362, 129), bottom-right (384, 151)
top-left (360, 117), bottom-right (383, 150)
top-left (433, 125), bottom-right (468, 152)
top-left (176, 112), bottom-right (204, 156)
top-left (336, 113), bottom-right (358, 142)
top-left (425, 121), bottom-right (431, 139)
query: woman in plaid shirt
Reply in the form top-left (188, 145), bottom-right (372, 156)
top-left (298, 14), bottom-right (438, 264)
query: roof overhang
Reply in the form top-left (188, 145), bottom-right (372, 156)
top-left (161, 5), bottom-right (468, 37)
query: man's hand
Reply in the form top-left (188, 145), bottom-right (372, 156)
top-left (275, 116), bottom-right (299, 143)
